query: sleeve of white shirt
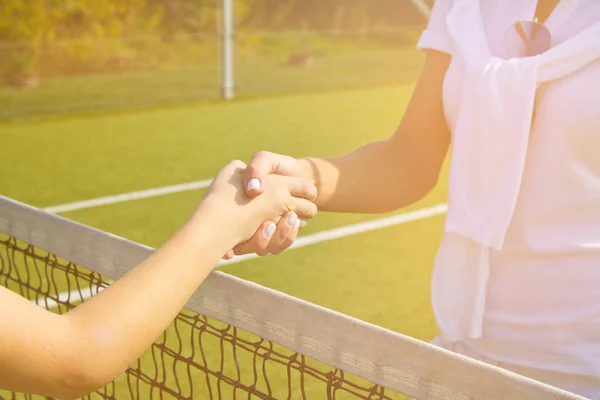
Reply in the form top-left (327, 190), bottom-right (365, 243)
top-left (416, 0), bottom-right (454, 54)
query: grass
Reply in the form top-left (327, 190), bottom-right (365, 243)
top-left (0, 48), bottom-right (423, 123)
top-left (0, 79), bottom-right (449, 398)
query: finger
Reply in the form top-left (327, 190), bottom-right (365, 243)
top-left (244, 152), bottom-right (300, 198)
top-left (223, 250), bottom-right (234, 260)
top-left (267, 211), bottom-right (299, 255)
top-left (286, 177), bottom-right (318, 201)
top-left (288, 197), bottom-right (318, 221)
top-left (233, 220), bottom-right (276, 256)
top-left (298, 218), bottom-right (308, 229)
top-left (244, 152), bottom-right (279, 197)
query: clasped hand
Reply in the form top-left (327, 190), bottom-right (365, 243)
top-left (205, 152), bottom-right (314, 260)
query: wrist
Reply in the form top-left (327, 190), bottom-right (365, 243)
top-left (298, 157), bottom-right (319, 187)
top-left (188, 201), bottom-right (241, 254)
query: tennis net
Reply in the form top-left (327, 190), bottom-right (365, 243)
top-left (0, 195), bottom-right (586, 400)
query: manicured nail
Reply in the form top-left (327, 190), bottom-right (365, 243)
top-left (247, 178), bottom-right (261, 191)
top-left (293, 218), bottom-right (300, 231)
top-left (264, 223), bottom-right (276, 239)
top-left (287, 213), bottom-right (297, 228)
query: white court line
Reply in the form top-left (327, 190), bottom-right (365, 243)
top-left (43, 179), bottom-right (213, 214)
top-left (37, 203), bottom-right (447, 308)
top-left (220, 203), bottom-right (448, 265)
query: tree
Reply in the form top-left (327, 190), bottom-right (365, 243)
top-left (0, 0), bottom-right (159, 87)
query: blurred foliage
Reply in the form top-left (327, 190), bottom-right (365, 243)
top-left (0, 0), bottom-right (427, 87)
top-left (241, 0), bottom-right (429, 30)
top-left (0, 0), bottom-right (161, 84)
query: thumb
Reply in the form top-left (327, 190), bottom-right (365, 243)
top-left (244, 151), bottom-right (295, 198)
top-left (244, 161), bottom-right (269, 197)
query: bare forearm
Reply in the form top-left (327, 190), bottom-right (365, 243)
top-left (0, 217), bottom-right (228, 399)
top-left (0, 162), bottom-right (318, 399)
top-left (298, 51), bottom-right (451, 215)
top-left (299, 140), bottom-right (438, 214)
top-left (62, 210), bottom-right (232, 392)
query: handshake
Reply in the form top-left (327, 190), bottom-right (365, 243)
top-left (199, 151), bottom-right (319, 260)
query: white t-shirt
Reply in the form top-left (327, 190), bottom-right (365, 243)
top-left (418, 0), bottom-right (600, 376)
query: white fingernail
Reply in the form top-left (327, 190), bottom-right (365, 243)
top-left (287, 213), bottom-right (297, 228)
top-left (247, 178), bottom-right (261, 191)
top-left (293, 219), bottom-right (301, 231)
top-left (264, 223), bottom-right (276, 238)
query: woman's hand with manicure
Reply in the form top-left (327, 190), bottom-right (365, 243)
top-left (222, 151), bottom-right (316, 260)
top-left (198, 160), bottom-right (317, 254)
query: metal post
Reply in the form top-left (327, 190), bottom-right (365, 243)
top-left (221, 0), bottom-right (235, 99)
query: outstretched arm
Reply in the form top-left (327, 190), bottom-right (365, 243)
top-left (254, 50), bottom-right (451, 213)
top-left (229, 50), bottom-right (451, 257)
top-left (0, 161), bottom-right (317, 399)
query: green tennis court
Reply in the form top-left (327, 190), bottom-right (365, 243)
top-left (1, 82), bottom-right (450, 399)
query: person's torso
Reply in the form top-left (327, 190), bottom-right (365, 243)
top-left (440, 0), bottom-right (600, 375)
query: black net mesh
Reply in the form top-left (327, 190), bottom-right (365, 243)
top-left (0, 235), bottom-right (404, 400)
